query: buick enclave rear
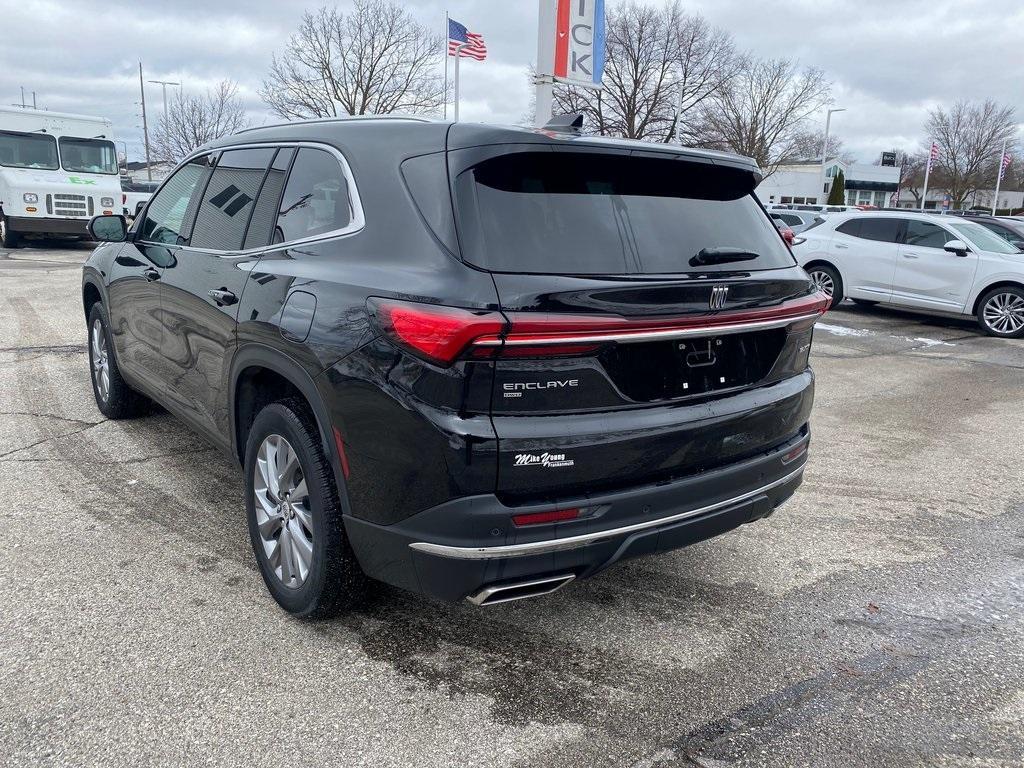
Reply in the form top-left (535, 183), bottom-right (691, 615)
top-left (82, 116), bottom-right (824, 615)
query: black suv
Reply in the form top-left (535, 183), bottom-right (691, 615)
top-left (82, 116), bottom-right (825, 615)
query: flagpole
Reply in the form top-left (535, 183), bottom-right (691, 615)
top-left (443, 11), bottom-right (449, 120)
top-left (453, 43), bottom-right (467, 122)
top-left (992, 138), bottom-right (1007, 216)
top-left (921, 141), bottom-right (933, 212)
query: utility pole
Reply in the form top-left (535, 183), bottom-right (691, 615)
top-left (138, 63), bottom-right (152, 182)
top-left (819, 107), bottom-right (845, 205)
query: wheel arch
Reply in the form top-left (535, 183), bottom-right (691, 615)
top-left (229, 345), bottom-right (350, 514)
top-left (82, 278), bottom-right (104, 321)
top-left (970, 280), bottom-right (1024, 316)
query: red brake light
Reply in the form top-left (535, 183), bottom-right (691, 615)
top-left (371, 299), bottom-right (506, 366)
top-left (512, 508), bottom-right (581, 526)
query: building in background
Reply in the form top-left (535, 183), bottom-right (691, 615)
top-left (757, 159), bottom-right (901, 208)
top-left (895, 188), bottom-right (1024, 212)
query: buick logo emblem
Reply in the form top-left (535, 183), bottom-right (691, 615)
top-left (709, 285), bottom-right (729, 310)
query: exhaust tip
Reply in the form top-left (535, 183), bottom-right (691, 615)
top-left (466, 573), bottom-right (576, 606)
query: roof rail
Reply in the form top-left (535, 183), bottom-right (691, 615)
top-left (235, 114), bottom-right (437, 135)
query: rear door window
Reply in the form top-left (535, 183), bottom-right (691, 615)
top-left (453, 151), bottom-right (794, 274)
top-left (244, 148), bottom-right (294, 249)
top-left (274, 148), bottom-right (353, 244)
top-left (838, 217), bottom-right (902, 243)
top-left (190, 148), bottom-right (275, 251)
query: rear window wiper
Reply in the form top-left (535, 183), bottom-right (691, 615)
top-left (689, 248), bottom-right (761, 267)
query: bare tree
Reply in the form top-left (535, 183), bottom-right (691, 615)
top-left (153, 81), bottom-right (249, 163)
top-left (789, 129), bottom-right (852, 164)
top-left (892, 150), bottom-right (929, 206)
top-left (551, 1), bottom-right (737, 141)
top-left (261, 1), bottom-right (443, 119)
top-left (926, 100), bottom-right (1018, 208)
top-left (696, 58), bottom-right (831, 179)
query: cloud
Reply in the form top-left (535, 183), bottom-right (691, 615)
top-left (1, 0), bottom-right (1019, 163)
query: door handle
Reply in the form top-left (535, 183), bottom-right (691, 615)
top-left (834, 243), bottom-right (849, 249)
top-left (143, 268), bottom-right (160, 282)
top-left (902, 252), bottom-right (920, 259)
top-left (208, 288), bottom-right (238, 306)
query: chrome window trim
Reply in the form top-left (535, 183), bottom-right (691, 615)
top-left (135, 141), bottom-right (365, 258)
top-left (409, 462), bottom-right (807, 560)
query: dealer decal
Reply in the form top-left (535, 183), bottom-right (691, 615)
top-left (513, 452), bottom-right (575, 469)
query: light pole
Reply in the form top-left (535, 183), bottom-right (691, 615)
top-left (148, 79), bottom-right (180, 123)
top-left (820, 107), bottom-right (845, 204)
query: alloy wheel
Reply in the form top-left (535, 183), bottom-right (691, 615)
top-left (808, 269), bottom-right (835, 301)
top-left (253, 434), bottom-right (313, 589)
top-left (982, 292), bottom-right (1024, 335)
top-left (90, 319), bottom-right (110, 402)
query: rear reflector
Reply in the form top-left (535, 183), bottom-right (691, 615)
top-left (512, 508), bottom-right (581, 526)
top-left (781, 441), bottom-right (808, 464)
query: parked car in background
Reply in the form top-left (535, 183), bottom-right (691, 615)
top-left (82, 116), bottom-right (826, 615)
top-left (793, 211), bottom-right (1024, 337)
top-left (969, 216), bottom-right (1024, 251)
top-left (119, 178), bottom-right (157, 219)
top-left (772, 217), bottom-right (795, 245)
top-left (771, 210), bottom-right (824, 233)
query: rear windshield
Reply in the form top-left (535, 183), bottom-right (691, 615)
top-left (454, 152), bottom-right (795, 274)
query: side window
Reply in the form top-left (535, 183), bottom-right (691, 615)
top-left (780, 214), bottom-right (801, 226)
top-left (190, 148), bottom-right (275, 251)
top-left (904, 219), bottom-right (951, 248)
top-left (139, 155), bottom-right (212, 245)
top-left (274, 148), bottom-right (353, 244)
top-left (855, 218), bottom-right (902, 243)
top-left (984, 223), bottom-right (1024, 249)
top-left (244, 148), bottom-right (295, 249)
top-left (835, 219), bottom-right (861, 238)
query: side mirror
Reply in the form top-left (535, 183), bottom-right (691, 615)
top-left (88, 214), bottom-right (127, 243)
top-left (943, 239), bottom-right (969, 256)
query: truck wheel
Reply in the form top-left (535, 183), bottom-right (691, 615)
top-left (0, 216), bottom-right (21, 249)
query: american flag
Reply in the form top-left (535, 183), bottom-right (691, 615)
top-left (448, 18), bottom-right (487, 61)
top-left (999, 151), bottom-right (1012, 181)
top-left (927, 141), bottom-right (940, 172)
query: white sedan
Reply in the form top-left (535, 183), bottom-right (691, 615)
top-left (792, 211), bottom-right (1024, 338)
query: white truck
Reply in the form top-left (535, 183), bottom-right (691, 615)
top-left (0, 106), bottom-right (123, 248)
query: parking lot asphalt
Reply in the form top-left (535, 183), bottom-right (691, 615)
top-left (1, 242), bottom-right (1023, 768)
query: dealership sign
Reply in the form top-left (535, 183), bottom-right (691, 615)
top-left (551, 0), bottom-right (606, 89)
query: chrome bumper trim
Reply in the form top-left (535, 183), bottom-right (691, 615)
top-left (409, 464), bottom-right (805, 561)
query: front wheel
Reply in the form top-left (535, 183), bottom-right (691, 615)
top-left (244, 399), bottom-right (368, 617)
top-left (806, 264), bottom-right (843, 310)
top-left (0, 216), bottom-right (21, 248)
top-left (976, 286), bottom-right (1024, 338)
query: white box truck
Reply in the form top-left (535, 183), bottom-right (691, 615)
top-left (0, 106), bottom-right (123, 248)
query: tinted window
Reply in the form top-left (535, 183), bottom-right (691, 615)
top-left (779, 214), bottom-right (802, 226)
top-left (904, 219), bottom-right (951, 248)
top-left (838, 217), bottom-right (902, 243)
top-left (190, 148), bottom-right (274, 251)
top-left (244, 148), bottom-right (294, 249)
top-left (454, 152), bottom-right (794, 274)
top-left (275, 148), bottom-right (352, 243)
top-left (140, 155), bottom-right (212, 245)
top-left (0, 130), bottom-right (58, 170)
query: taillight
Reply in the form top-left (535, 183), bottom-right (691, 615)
top-left (370, 293), bottom-right (828, 366)
top-left (370, 299), bottom-right (506, 366)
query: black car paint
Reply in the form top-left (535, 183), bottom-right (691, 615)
top-left (82, 118), bottom-right (819, 602)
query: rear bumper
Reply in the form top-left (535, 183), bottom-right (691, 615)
top-left (8, 216), bottom-right (89, 235)
top-left (344, 428), bottom-right (809, 602)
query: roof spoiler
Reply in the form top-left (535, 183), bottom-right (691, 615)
top-left (544, 113), bottom-right (585, 134)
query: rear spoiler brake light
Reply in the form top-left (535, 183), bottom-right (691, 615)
top-left (369, 293), bottom-right (827, 366)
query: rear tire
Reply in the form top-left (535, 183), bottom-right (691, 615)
top-left (244, 398), bottom-right (368, 617)
top-left (976, 286), bottom-right (1024, 338)
top-left (0, 215), bottom-right (21, 249)
top-left (806, 264), bottom-right (843, 310)
top-left (87, 303), bottom-right (150, 419)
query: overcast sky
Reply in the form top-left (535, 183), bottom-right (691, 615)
top-left (2, 0), bottom-right (1021, 164)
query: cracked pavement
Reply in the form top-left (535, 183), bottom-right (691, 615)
top-left (1, 243), bottom-right (1023, 767)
